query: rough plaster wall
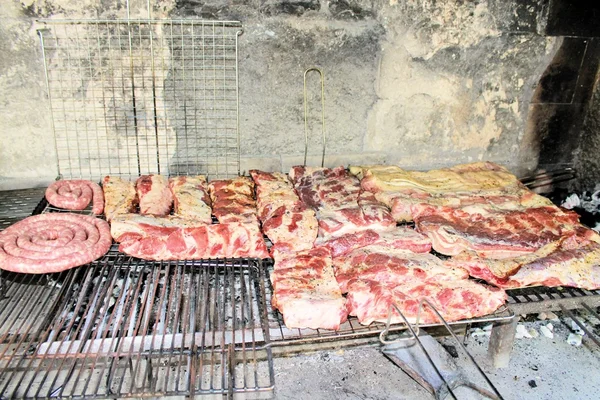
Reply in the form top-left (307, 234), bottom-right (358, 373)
top-left (368, 1), bottom-right (558, 173)
top-left (1, 0), bottom-right (559, 189)
top-left (237, 15), bottom-right (386, 173)
top-left (0, 0), bottom-right (176, 189)
top-left (0, 1), bottom-right (54, 190)
top-left (574, 71), bottom-right (600, 191)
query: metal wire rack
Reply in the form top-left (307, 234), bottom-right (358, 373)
top-left (0, 255), bottom-right (274, 399)
top-left (0, 189), bottom-right (46, 231)
top-left (38, 19), bottom-right (243, 182)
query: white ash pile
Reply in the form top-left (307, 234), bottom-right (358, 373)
top-left (560, 185), bottom-right (600, 232)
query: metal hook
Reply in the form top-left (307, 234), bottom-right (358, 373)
top-left (303, 68), bottom-right (326, 167)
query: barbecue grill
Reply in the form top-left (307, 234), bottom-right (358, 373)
top-left (2, 6), bottom-right (600, 399)
top-left (2, 181), bottom-right (600, 398)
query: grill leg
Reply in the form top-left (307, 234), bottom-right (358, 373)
top-left (488, 315), bottom-right (518, 368)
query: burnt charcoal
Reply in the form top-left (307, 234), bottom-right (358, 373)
top-left (572, 206), bottom-right (600, 229)
top-left (528, 380), bottom-right (537, 388)
top-left (329, 0), bottom-right (374, 20)
top-left (261, 0), bottom-right (320, 16)
top-left (441, 343), bottom-right (459, 358)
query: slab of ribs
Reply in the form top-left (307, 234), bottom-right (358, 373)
top-left (352, 162), bottom-right (600, 293)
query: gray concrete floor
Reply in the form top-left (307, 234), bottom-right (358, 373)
top-left (269, 318), bottom-right (600, 400)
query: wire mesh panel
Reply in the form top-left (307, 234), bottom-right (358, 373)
top-left (38, 20), bottom-right (242, 181)
top-left (0, 257), bottom-right (274, 399)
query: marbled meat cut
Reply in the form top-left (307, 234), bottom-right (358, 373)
top-left (0, 213), bottom-right (112, 274)
top-left (45, 179), bottom-right (104, 215)
top-left (333, 243), bottom-right (506, 325)
top-left (350, 162), bottom-right (553, 223)
top-left (117, 222), bottom-right (269, 260)
top-left (453, 231), bottom-right (600, 290)
top-left (102, 176), bottom-right (137, 222)
top-left (321, 227), bottom-right (431, 258)
top-left (289, 166), bottom-right (395, 239)
top-left (208, 177), bottom-right (259, 225)
top-left (110, 214), bottom-right (214, 243)
top-left (271, 247), bottom-right (348, 330)
top-left (290, 166), bottom-right (360, 209)
top-left (414, 204), bottom-right (582, 258)
top-left (345, 278), bottom-right (507, 325)
top-left (333, 245), bottom-right (468, 293)
top-left (136, 174), bottom-right (173, 216)
top-left (250, 170), bottom-right (318, 253)
top-left (169, 175), bottom-right (212, 224)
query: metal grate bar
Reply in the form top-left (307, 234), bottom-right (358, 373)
top-left (0, 253), bottom-right (274, 398)
top-left (38, 19), bottom-right (243, 181)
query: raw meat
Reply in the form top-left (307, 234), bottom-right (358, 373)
top-left (136, 175), bottom-right (173, 216)
top-left (110, 214), bottom-right (213, 243)
top-left (345, 278), bottom-right (507, 325)
top-left (414, 204), bottom-right (582, 258)
top-left (117, 222), bottom-right (269, 260)
top-left (250, 170), bottom-right (318, 253)
top-left (350, 162), bottom-right (553, 222)
top-left (289, 166), bottom-right (395, 239)
top-left (102, 176), bottom-right (137, 222)
top-left (0, 213), bottom-right (112, 274)
top-left (333, 246), bottom-right (468, 293)
top-left (45, 180), bottom-right (104, 215)
top-left (208, 177), bottom-right (259, 225)
top-left (290, 166), bottom-right (360, 210)
top-left (453, 232), bottom-right (600, 290)
top-left (320, 227), bottom-right (431, 258)
top-left (270, 247), bottom-right (347, 330)
top-left (333, 243), bottom-right (506, 325)
top-left (169, 175), bottom-right (212, 224)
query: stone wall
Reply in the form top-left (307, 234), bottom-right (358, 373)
top-left (0, 0), bottom-right (563, 189)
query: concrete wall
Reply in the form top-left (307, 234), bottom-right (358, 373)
top-left (0, 0), bottom-right (560, 189)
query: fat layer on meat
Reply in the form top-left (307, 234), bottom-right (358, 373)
top-left (169, 175), bottom-right (212, 224)
top-left (102, 176), bottom-right (137, 222)
top-left (350, 162), bottom-right (553, 223)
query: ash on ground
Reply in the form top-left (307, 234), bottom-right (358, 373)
top-left (556, 185), bottom-right (600, 231)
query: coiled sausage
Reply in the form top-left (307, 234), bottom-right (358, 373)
top-left (0, 213), bottom-right (112, 274)
top-left (45, 180), bottom-right (104, 215)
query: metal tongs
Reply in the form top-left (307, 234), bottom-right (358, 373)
top-left (379, 300), bottom-right (504, 400)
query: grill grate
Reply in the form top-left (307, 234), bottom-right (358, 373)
top-left (3, 190), bottom-right (600, 396)
top-left (0, 255), bottom-right (274, 398)
top-left (38, 19), bottom-right (243, 181)
top-left (0, 189), bottom-right (47, 231)
top-left (506, 285), bottom-right (600, 315)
